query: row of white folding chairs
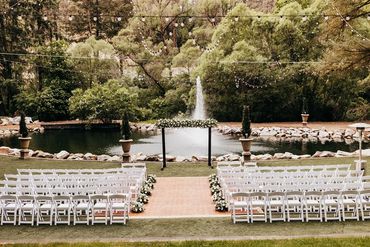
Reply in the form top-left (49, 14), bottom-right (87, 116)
top-left (222, 180), bottom-right (364, 203)
top-left (230, 189), bottom-right (370, 224)
top-left (17, 167), bottom-right (146, 176)
top-left (0, 193), bottom-right (130, 226)
top-left (0, 179), bottom-right (139, 199)
top-left (217, 164), bottom-right (351, 177)
top-left (218, 169), bottom-right (360, 181)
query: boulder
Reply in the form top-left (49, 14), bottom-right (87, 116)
top-left (9, 148), bottom-right (20, 156)
top-left (136, 155), bottom-right (148, 161)
top-left (319, 151), bottom-right (335, 157)
top-left (165, 155), bottom-right (176, 162)
top-left (37, 151), bottom-right (53, 158)
top-left (192, 156), bottom-right (208, 162)
top-left (0, 146), bottom-right (11, 155)
top-left (56, 150), bottom-right (70, 159)
top-left (84, 153), bottom-right (97, 160)
top-left (283, 152), bottom-right (293, 159)
top-left (318, 130), bottom-right (330, 139)
top-left (260, 154), bottom-right (273, 160)
top-left (344, 128), bottom-right (355, 138)
top-left (145, 155), bottom-right (160, 161)
top-left (216, 156), bottom-right (226, 162)
top-left (108, 155), bottom-right (121, 162)
top-left (299, 154), bottom-right (312, 159)
top-left (273, 153), bottom-right (284, 159)
top-left (335, 150), bottom-right (353, 157)
top-left (228, 154), bottom-right (241, 161)
top-left (291, 155), bottom-right (301, 160)
top-left (312, 151), bottom-right (322, 158)
top-left (0, 118), bottom-right (9, 125)
top-left (97, 154), bottom-right (111, 161)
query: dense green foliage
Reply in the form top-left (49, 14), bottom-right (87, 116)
top-left (69, 80), bottom-right (139, 123)
top-left (0, 0), bottom-right (369, 122)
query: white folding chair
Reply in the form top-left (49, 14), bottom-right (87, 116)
top-left (304, 191), bottom-right (322, 222)
top-left (267, 192), bottom-right (285, 222)
top-left (359, 189), bottom-right (370, 220)
top-left (109, 194), bottom-right (129, 224)
top-left (285, 191), bottom-right (304, 222)
top-left (230, 192), bottom-right (249, 224)
top-left (0, 195), bottom-right (18, 225)
top-left (54, 195), bottom-right (72, 225)
top-left (341, 190), bottom-right (360, 221)
top-left (322, 191), bottom-right (341, 222)
top-left (72, 195), bottom-right (90, 225)
top-left (249, 192), bottom-right (268, 223)
top-left (36, 196), bottom-right (54, 225)
top-left (90, 195), bottom-right (109, 225)
top-left (18, 195), bottom-right (36, 225)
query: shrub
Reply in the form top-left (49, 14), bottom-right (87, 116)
top-left (241, 105), bottom-right (251, 138)
top-left (121, 112), bottom-right (131, 140)
top-left (19, 111), bottom-right (28, 138)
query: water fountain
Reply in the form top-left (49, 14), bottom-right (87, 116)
top-left (192, 76), bottom-right (206, 120)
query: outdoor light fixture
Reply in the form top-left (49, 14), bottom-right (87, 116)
top-left (349, 123), bottom-right (370, 172)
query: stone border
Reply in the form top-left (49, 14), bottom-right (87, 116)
top-left (1, 146), bottom-right (368, 163)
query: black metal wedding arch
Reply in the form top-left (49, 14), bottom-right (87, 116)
top-left (155, 119), bottom-right (218, 170)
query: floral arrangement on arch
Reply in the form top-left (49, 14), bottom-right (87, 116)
top-left (156, 119), bottom-right (218, 128)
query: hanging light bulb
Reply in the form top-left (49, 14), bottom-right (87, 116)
top-left (188, 31), bottom-right (192, 36)
top-left (211, 17), bottom-right (216, 22)
top-left (141, 17), bottom-right (146, 22)
top-left (180, 22), bottom-right (185, 27)
top-left (192, 39), bottom-right (196, 45)
top-left (188, 17), bottom-right (193, 22)
top-left (257, 16), bottom-right (261, 21)
top-left (169, 32), bottom-right (173, 36)
top-left (93, 16), bottom-right (98, 21)
top-left (43, 15), bottom-right (48, 21)
top-left (117, 17), bottom-right (122, 22)
top-left (165, 17), bottom-right (169, 22)
top-left (68, 15), bottom-right (74, 21)
top-left (345, 16), bottom-right (350, 21)
top-left (302, 16), bottom-right (307, 21)
top-left (324, 16), bottom-right (329, 21)
top-left (234, 17), bottom-right (239, 22)
top-left (174, 22), bottom-right (178, 27)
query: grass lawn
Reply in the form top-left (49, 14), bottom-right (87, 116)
top-left (0, 155), bottom-right (369, 179)
top-left (0, 155), bottom-right (370, 245)
top-left (4, 238), bottom-right (370, 247)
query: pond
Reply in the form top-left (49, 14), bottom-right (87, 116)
top-left (0, 129), bottom-right (368, 157)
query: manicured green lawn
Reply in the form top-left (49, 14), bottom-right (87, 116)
top-left (5, 237), bottom-right (370, 247)
top-left (0, 155), bottom-right (369, 179)
top-left (1, 218), bottom-right (370, 244)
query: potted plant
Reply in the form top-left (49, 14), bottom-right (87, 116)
top-left (301, 97), bottom-right (309, 126)
top-left (18, 112), bottom-right (31, 159)
top-left (119, 112), bottom-right (133, 162)
top-left (239, 105), bottom-right (253, 162)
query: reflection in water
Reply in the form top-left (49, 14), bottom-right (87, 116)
top-left (0, 129), bottom-right (368, 157)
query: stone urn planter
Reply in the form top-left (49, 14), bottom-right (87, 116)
top-left (301, 113), bottom-right (309, 126)
top-left (119, 139), bottom-right (133, 162)
top-left (19, 137), bottom-right (31, 159)
top-left (239, 138), bottom-right (253, 162)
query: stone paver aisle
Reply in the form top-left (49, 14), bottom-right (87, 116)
top-left (132, 177), bottom-right (227, 218)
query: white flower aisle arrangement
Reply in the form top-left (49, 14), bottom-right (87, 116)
top-left (208, 174), bottom-right (228, 212)
top-left (131, 174), bottom-right (157, 213)
top-left (156, 119), bottom-right (218, 128)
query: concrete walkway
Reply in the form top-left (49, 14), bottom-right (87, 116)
top-left (132, 177), bottom-right (228, 218)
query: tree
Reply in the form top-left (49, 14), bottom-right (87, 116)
top-left (68, 36), bottom-right (119, 87)
top-left (69, 80), bottom-right (139, 123)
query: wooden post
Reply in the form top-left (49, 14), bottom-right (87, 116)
top-left (161, 128), bottom-right (166, 170)
top-left (208, 127), bottom-right (212, 167)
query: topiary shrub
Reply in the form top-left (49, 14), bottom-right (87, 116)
top-left (121, 112), bottom-right (131, 140)
top-left (241, 105), bottom-right (251, 138)
top-left (19, 112), bottom-right (28, 138)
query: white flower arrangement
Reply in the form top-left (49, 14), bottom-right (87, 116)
top-left (131, 201), bottom-right (144, 213)
top-left (156, 118), bottom-right (218, 128)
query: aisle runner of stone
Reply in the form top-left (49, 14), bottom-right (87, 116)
top-left (131, 177), bottom-right (228, 218)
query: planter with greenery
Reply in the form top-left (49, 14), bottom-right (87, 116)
top-left (119, 112), bottom-right (133, 162)
top-left (239, 105), bottom-right (253, 162)
top-left (18, 112), bottom-right (32, 159)
top-left (301, 97), bottom-right (309, 126)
